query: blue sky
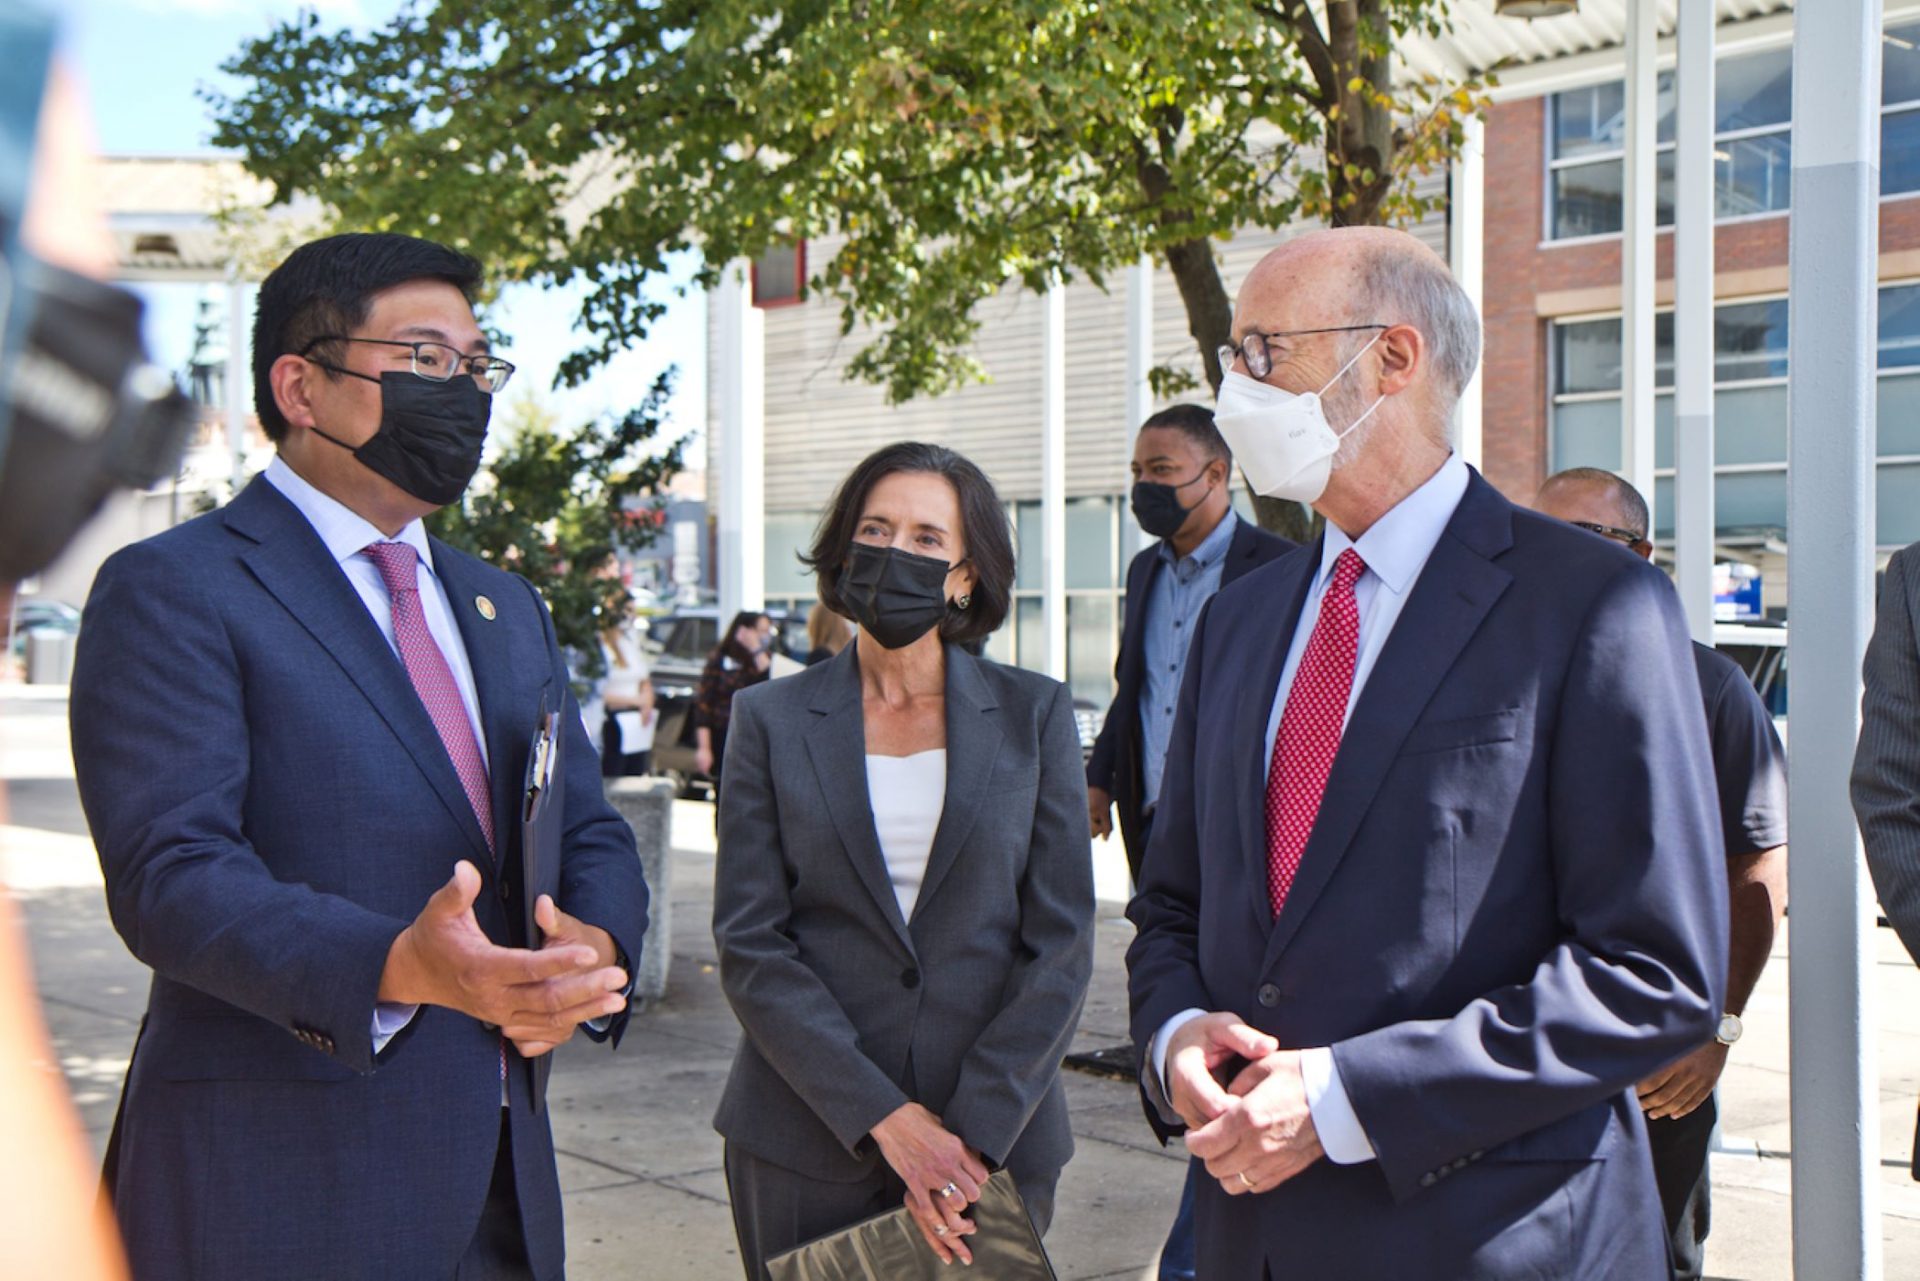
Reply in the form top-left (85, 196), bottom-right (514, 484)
top-left (65, 0), bottom-right (706, 454)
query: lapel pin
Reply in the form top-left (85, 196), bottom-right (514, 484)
top-left (475, 595), bottom-right (497, 621)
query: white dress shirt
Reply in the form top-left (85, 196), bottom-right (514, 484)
top-left (1152, 453), bottom-right (1471, 1165)
top-left (866, 750), bottom-right (947, 920)
top-left (264, 459), bottom-right (488, 1054)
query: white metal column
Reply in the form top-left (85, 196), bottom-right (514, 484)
top-left (1041, 282), bottom-right (1067, 682)
top-left (1787, 3), bottom-right (1883, 1277)
top-left (1449, 114), bottom-right (1486, 469)
top-left (1673, 0), bottom-right (1716, 642)
top-left (715, 262), bottom-right (765, 622)
top-left (1621, 0), bottom-right (1658, 501)
top-left (1124, 257), bottom-right (1156, 559)
top-left (225, 275), bottom-right (248, 498)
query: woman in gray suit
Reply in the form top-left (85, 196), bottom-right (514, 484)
top-left (713, 442), bottom-right (1096, 1277)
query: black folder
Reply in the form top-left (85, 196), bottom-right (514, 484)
top-left (520, 695), bottom-right (562, 949)
top-left (765, 1170), bottom-right (1056, 1281)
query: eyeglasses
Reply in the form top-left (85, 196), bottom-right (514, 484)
top-left (1571, 520), bottom-right (1645, 546)
top-left (1217, 324), bottom-right (1388, 381)
top-left (303, 336), bottom-right (516, 394)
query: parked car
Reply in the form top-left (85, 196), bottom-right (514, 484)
top-left (6, 598), bottom-right (80, 658)
top-left (644, 607), bottom-right (805, 797)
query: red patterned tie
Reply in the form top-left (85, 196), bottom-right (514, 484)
top-left (363, 542), bottom-right (495, 851)
top-left (1265, 548), bottom-right (1366, 916)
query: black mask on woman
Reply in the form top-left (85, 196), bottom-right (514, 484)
top-left (1129, 468), bottom-right (1212, 540)
top-left (840, 544), bottom-right (961, 649)
top-left (309, 371), bottom-right (493, 507)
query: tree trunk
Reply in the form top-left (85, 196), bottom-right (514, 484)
top-left (1326, 0), bottom-right (1396, 227)
top-left (1162, 235), bottom-right (1316, 545)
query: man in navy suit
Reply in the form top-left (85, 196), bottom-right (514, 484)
top-left (70, 233), bottom-right (650, 1281)
top-left (1126, 226), bottom-right (1726, 1280)
top-left (1085, 403), bottom-right (1291, 1280)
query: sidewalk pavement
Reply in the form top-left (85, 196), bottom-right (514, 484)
top-left (7, 686), bottom-right (1920, 1278)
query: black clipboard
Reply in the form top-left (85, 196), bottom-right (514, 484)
top-left (520, 694), bottom-right (562, 949)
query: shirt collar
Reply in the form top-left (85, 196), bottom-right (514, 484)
top-left (263, 455), bottom-right (436, 573)
top-left (1159, 509), bottom-right (1240, 570)
top-left (1319, 452), bottom-right (1470, 596)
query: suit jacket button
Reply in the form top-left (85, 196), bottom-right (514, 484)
top-left (1257, 984), bottom-right (1280, 1007)
top-left (1419, 1172), bottom-right (1438, 1188)
top-left (901, 968), bottom-right (921, 989)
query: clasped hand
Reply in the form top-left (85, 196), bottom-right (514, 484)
top-left (871, 1102), bottom-right (991, 1266)
top-left (379, 861), bottom-right (627, 1059)
top-left (1165, 1012), bottom-right (1326, 1196)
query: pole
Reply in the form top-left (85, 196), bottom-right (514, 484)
top-left (1621, 0), bottom-right (1658, 501)
top-left (1042, 282), bottom-right (1067, 682)
top-left (715, 262), bottom-right (766, 623)
top-left (1673, 0), bottom-right (1716, 642)
top-left (1787, 2), bottom-right (1883, 1276)
top-left (1124, 257), bottom-right (1155, 559)
top-left (1449, 113), bottom-right (1486, 469)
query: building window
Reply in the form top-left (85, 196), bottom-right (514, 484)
top-left (1884, 23), bottom-right (1920, 196)
top-left (1007, 496), bottom-right (1124, 705)
top-left (750, 243), bottom-right (806, 308)
top-left (1548, 284), bottom-right (1920, 547)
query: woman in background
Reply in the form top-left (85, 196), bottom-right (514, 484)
top-left (596, 617), bottom-right (657, 777)
top-left (693, 611), bottom-right (773, 797)
top-left (803, 602), bottom-right (853, 666)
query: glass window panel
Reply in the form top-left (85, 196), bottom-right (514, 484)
top-left (1065, 497), bottom-right (1114, 590)
top-left (1886, 23), bottom-right (1920, 105)
top-left (1655, 393), bottom-right (1676, 470)
top-left (1014, 596), bottom-right (1045, 674)
top-left (982, 611), bottom-right (1015, 665)
top-left (1879, 464), bottom-right (1920, 546)
top-left (1717, 471), bottom-right (1788, 534)
top-left (1715, 130), bottom-right (1792, 217)
top-left (1879, 373), bottom-right (1920, 456)
top-left (1551, 399), bottom-right (1623, 473)
top-left (1553, 81), bottom-right (1629, 159)
top-left (1554, 315), bottom-right (1674, 395)
top-left (762, 512), bottom-right (819, 595)
top-left (1716, 47), bottom-right (1793, 132)
top-left (1713, 385), bottom-right (1789, 466)
top-left (1881, 284), bottom-right (1920, 371)
top-left (1883, 108), bottom-right (1920, 196)
top-left (1015, 502), bottom-right (1041, 591)
top-left (1066, 595), bottom-right (1116, 705)
top-left (1652, 475), bottom-right (1674, 540)
top-left (1715, 300), bottom-right (1790, 382)
top-left (1552, 160), bottom-right (1624, 239)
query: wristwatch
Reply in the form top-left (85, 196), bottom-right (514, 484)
top-left (1715, 1013), bottom-right (1744, 1047)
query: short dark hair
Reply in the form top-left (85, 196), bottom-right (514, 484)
top-left (252, 233), bottom-right (484, 442)
top-left (1139, 403), bottom-right (1231, 465)
top-left (801, 442), bottom-right (1014, 647)
top-left (1542, 466), bottom-right (1651, 541)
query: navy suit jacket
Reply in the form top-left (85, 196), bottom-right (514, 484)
top-left (70, 477), bottom-right (649, 1281)
top-left (1126, 471), bottom-right (1727, 1280)
top-left (1086, 518), bottom-right (1294, 877)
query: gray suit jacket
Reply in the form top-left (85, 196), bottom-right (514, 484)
top-left (1856, 543), bottom-right (1920, 962)
top-left (712, 642), bottom-right (1095, 1184)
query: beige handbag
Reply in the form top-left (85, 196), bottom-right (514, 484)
top-left (765, 1170), bottom-right (1056, 1281)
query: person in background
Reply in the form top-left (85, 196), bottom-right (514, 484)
top-left (595, 615), bottom-right (657, 778)
top-left (712, 441), bottom-right (1094, 1278)
top-left (1084, 402), bottom-right (1292, 1281)
top-left (805, 601), bottom-right (854, 666)
top-left (1533, 467), bottom-right (1788, 1281)
top-left (693, 610), bottom-right (774, 796)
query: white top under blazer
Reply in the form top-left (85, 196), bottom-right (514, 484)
top-left (865, 749), bottom-right (947, 921)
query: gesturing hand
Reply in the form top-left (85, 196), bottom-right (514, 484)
top-left (870, 1102), bottom-right (991, 1265)
top-left (379, 862), bottom-right (627, 1044)
top-left (508, 894), bottom-right (626, 1057)
top-left (1163, 1013), bottom-right (1281, 1131)
top-left (1185, 1049), bottom-right (1324, 1196)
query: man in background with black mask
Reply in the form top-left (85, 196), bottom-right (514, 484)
top-left (68, 232), bottom-right (650, 1281)
top-left (1083, 403), bottom-right (1291, 1281)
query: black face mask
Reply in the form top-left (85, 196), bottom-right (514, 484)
top-left (1129, 468), bottom-right (1212, 540)
top-left (310, 370), bottom-right (492, 507)
top-left (840, 543), bottom-right (959, 650)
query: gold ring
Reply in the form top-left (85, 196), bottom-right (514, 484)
top-left (1237, 1171), bottom-right (1255, 1189)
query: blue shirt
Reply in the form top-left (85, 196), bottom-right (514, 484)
top-left (1139, 510), bottom-right (1240, 811)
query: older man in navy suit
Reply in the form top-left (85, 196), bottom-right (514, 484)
top-left (71, 233), bottom-right (649, 1281)
top-left (1126, 226), bottom-right (1726, 1280)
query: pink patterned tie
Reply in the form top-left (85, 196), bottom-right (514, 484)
top-left (1265, 548), bottom-right (1366, 916)
top-left (363, 542), bottom-right (495, 851)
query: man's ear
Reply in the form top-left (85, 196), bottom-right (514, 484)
top-left (269, 353), bottom-right (320, 432)
top-left (1375, 323), bottom-right (1423, 397)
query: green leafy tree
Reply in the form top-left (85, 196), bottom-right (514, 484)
top-left (431, 376), bottom-right (685, 681)
top-left (211, 0), bottom-right (1482, 540)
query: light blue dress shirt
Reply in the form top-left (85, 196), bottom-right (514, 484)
top-left (1153, 453), bottom-right (1471, 1166)
top-left (1139, 511), bottom-right (1239, 811)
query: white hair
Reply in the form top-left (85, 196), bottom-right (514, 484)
top-left (1357, 244), bottom-right (1482, 417)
